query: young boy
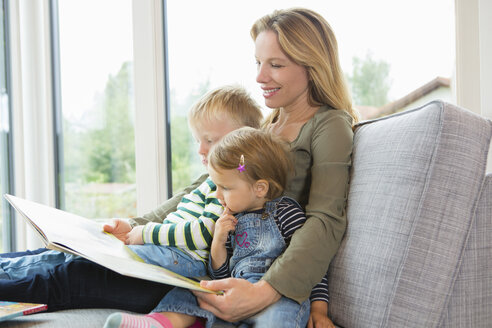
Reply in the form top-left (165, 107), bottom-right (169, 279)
top-left (106, 85), bottom-right (265, 278)
top-left (0, 84), bottom-right (262, 303)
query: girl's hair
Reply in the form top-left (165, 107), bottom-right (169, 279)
top-left (188, 85), bottom-right (263, 129)
top-left (208, 127), bottom-right (291, 200)
top-left (251, 7), bottom-right (359, 126)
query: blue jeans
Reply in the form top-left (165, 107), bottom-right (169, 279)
top-left (0, 245), bottom-right (204, 312)
top-left (0, 248), bottom-right (76, 280)
top-left (0, 255), bottom-right (173, 312)
top-left (155, 286), bottom-right (310, 328)
top-left (128, 244), bottom-right (206, 277)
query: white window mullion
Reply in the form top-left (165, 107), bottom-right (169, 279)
top-left (132, 0), bottom-right (170, 215)
top-left (9, 0), bottom-right (56, 250)
top-left (455, 0), bottom-right (492, 171)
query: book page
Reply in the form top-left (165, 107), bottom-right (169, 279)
top-left (4, 194), bottom-right (220, 294)
top-left (4, 194), bottom-right (140, 262)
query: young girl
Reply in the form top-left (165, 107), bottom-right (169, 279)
top-left (105, 127), bottom-right (329, 328)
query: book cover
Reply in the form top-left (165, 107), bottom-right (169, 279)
top-left (4, 194), bottom-right (219, 294)
top-left (0, 302), bottom-right (48, 322)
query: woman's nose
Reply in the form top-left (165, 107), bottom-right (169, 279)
top-left (256, 64), bottom-right (268, 83)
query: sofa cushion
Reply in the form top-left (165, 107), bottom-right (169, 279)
top-left (328, 101), bottom-right (492, 327)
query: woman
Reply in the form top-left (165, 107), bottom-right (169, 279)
top-left (193, 7), bottom-right (358, 328)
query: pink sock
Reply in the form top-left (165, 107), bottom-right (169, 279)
top-left (104, 312), bottom-right (173, 328)
top-left (147, 313), bottom-right (173, 328)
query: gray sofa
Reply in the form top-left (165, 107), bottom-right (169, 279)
top-left (6, 100), bottom-right (492, 327)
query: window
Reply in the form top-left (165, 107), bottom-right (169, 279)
top-left (54, 0), bottom-right (136, 218)
top-left (0, 0), bottom-right (13, 252)
top-left (166, 0), bottom-right (455, 191)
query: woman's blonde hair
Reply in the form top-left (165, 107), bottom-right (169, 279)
top-left (208, 127), bottom-right (291, 200)
top-left (188, 85), bottom-right (263, 129)
top-left (251, 7), bottom-right (359, 126)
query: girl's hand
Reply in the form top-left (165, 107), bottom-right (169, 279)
top-left (214, 208), bottom-right (237, 244)
top-left (125, 225), bottom-right (144, 245)
top-left (308, 301), bottom-right (335, 328)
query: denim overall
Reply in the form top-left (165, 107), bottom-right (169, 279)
top-left (154, 197), bottom-right (310, 328)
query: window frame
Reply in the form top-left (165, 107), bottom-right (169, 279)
top-left (1, 0), bottom-right (15, 251)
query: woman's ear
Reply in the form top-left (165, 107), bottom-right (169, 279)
top-left (254, 179), bottom-right (269, 198)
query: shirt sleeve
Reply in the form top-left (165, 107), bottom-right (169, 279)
top-left (129, 173), bottom-right (208, 227)
top-left (262, 109), bottom-right (353, 304)
top-left (208, 237), bottom-right (233, 279)
top-left (141, 178), bottom-right (223, 250)
top-left (309, 272), bottom-right (329, 303)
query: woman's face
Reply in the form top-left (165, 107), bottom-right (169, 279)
top-left (255, 30), bottom-right (310, 110)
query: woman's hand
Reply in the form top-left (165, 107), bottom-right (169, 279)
top-left (192, 279), bottom-right (280, 322)
top-left (308, 301), bottom-right (335, 328)
top-left (103, 219), bottom-right (132, 242)
top-left (125, 225), bottom-right (144, 245)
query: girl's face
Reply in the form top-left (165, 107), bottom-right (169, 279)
top-left (254, 30), bottom-right (310, 111)
top-left (208, 166), bottom-right (266, 213)
top-left (190, 117), bottom-right (239, 166)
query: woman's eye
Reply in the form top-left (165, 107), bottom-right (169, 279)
top-left (271, 63), bottom-right (282, 68)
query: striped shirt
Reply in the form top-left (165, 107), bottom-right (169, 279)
top-left (142, 178), bottom-right (223, 262)
top-left (211, 198), bottom-right (329, 303)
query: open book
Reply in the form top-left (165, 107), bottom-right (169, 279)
top-left (4, 194), bottom-right (219, 294)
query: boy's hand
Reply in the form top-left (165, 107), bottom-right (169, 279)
top-left (125, 225), bottom-right (144, 245)
top-left (308, 301), bottom-right (335, 328)
top-left (214, 208), bottom-right (237, 244)
top-left (103, 219), bottom-right (132, 242)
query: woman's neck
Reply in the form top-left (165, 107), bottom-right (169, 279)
top-left (269, 104), bottom-right (320, 142)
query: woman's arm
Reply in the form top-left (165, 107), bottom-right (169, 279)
top-left (263, 110), bottom-right (354, 303)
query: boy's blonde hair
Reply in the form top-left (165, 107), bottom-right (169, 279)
top-left (208, 127), bottom-right (291, 200)
top-left (188, 85), bottom-right (263, 129)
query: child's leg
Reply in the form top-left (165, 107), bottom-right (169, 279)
top-left (104, 311), bottom-right (197, 328)
top-left (105, 287), bottom-right (212, 328)
top-left (128, 245), bottom-right (206, 278)
top-left (0, 249), bottom-right (76, 280)
top-left (245, 296), bottom-right (310, 328)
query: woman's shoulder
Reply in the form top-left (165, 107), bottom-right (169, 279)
top-left (314, 105), bottom-right (353, 127)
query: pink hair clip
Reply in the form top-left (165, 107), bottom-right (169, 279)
top-left (237, 155), bottom-right (245, 172)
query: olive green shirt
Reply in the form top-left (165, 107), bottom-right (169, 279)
top-left (130, 105), bottom-right (353, 304)
top-left (262, 106), bottom-right (353, 303)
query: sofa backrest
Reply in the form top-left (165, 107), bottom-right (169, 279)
top-left (441, 173), bottom-right (492, 327)
top-left (328, 101), bottom-right (492, 327)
